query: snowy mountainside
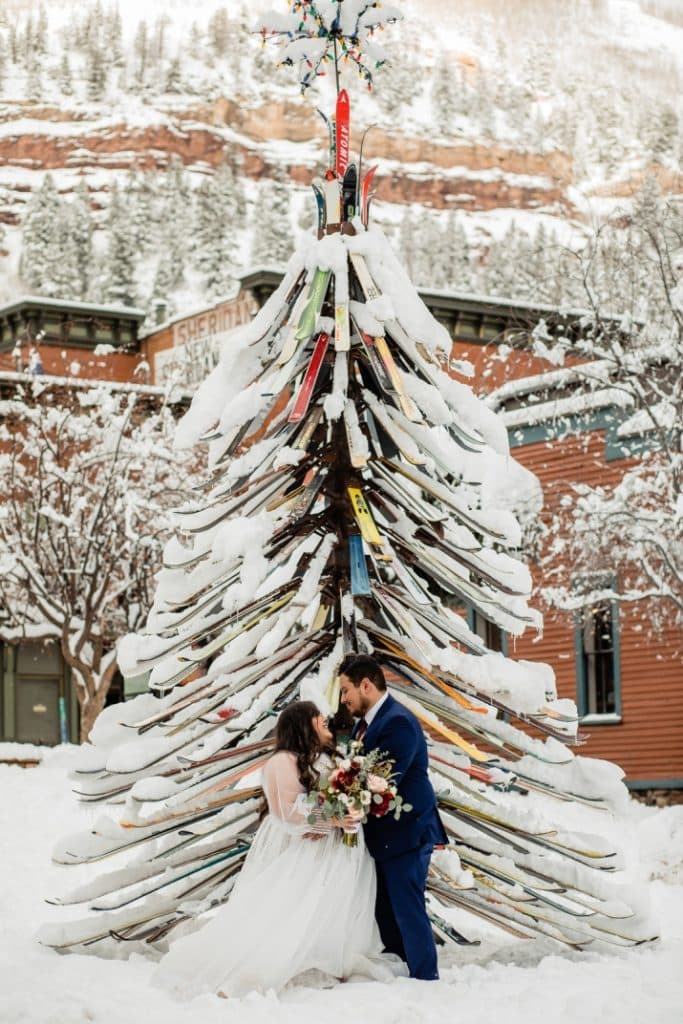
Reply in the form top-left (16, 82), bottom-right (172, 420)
top-left (0, 0), bottom-right (681, 319)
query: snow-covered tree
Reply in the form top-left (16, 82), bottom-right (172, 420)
top-left (50, 204), bottom-right (83, 299)
top-left (0, 33), bottom-right (6, 91)
top-left (133, 20), bottom-right (149, 88)
top-left (157, 157), bottom-right (192, 289)
top-left (440, 212), bottom-right (474, 293)
top-left (25, 60), bottom-right (43, 101)
top-left (101, 182), bottom-right (137, 306)
top-left (250, 175), bottom-right (292, 268)
top-left (193, 160), bottom-right (245, 296)
top-left (164, 54), bottom-right (183, 94)
top-left (19, 174), bottom-right (61, 294)
top-left (0, 389), bottom-right (201, 740)
top-left (529, 189), bottom-right (683, 628)
top-left (85, 41), bottom-right (107, 101)
top-left (39, 0), bottom-right (653, 961)
top-left (71, 179), bottom-right (94, 298)
top-left (430, 57), bottom-right (455, 129)
top-left (58, 52), bottom-right (74, 95)
top-left (35, 2), bottom-right (48, 56)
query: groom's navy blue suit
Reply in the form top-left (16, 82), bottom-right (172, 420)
top-left (354, 693), bottom-right (447, 981)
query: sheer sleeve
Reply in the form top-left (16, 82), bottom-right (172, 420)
top-left (262, 752), bottom-right (335, 835)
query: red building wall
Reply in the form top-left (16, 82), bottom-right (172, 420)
top-left (511, 430), bottom-right (682, 784)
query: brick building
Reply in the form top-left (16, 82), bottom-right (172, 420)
top-left (1, 280), bottom-right (680, 794)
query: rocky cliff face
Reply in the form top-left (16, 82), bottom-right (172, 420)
top-left (0, 97), bottom-right (575, 225)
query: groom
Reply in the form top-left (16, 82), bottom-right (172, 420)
top-left (338, 653), bottom-right (447, 981)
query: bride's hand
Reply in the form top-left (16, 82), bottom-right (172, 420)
top-left (331, 812), bottom-right (363, 830)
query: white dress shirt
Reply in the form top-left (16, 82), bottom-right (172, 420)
top-left (363, 691), bottom-right (389, 729)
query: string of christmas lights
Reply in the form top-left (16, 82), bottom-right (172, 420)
top-left (258, 0), bottom-right (402, 92)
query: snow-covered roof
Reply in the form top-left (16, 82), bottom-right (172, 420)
top-left (139, 266), bottom-right (619, 346)
top-left (0, 370), bottom-right (182, 400)
top-left (0, 296), bottom-right (147, 321)
top-left (486, 361), bottom-right (612, 409)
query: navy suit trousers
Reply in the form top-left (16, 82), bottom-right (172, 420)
top-left (374, 842), bottom-right (438, 981)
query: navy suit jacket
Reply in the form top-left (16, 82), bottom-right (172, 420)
top-left (356, 693), bottom-right (447, 863)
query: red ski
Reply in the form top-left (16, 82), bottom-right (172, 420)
top-left (361, 164), bottom-right (378, 226)
top-left (335, 89), bottom-right (350, 178)
top-left (289, 332), bottom-right (330, 423)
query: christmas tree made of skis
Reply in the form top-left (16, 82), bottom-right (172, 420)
top-left (40, 2), bottom-right (655, 954)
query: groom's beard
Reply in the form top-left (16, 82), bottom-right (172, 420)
top-left (358, 694), bottom-right (373, 717)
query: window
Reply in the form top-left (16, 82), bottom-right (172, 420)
top-left (576, 600), bottom-right (621, 722)
top-left (470, 608), bottom-right (506, 654)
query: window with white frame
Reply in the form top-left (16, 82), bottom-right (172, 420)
top-left (576, 598), bottom-right (621, 720)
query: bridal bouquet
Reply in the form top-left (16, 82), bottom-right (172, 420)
top-left (307, 744), bottom-right (412, 847)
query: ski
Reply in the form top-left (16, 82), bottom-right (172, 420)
top-left (342, 162), bottom-right (357, 220)
top-left (311, 179), bottom-right (325, 233)
top-left (335, 300), bottom-right (350, 351)
top-left (361, 164), bottom-right (379, 226)
top-left (347, 485), bottom-right (385, 548)
top-left (289, 332), bottom-right (331, 423)
top-left (277, 280), bottom-right (314, 365)
top-left (343, 400), bottom-right (368, 469)
top-left (374, 335), bottom-right (421, 421)
top-left (358, 330), bottom-right (393, 392)
top-left (317, 107), bottom-right (336, 171)
top-left (335, 88), bottom-right (350, 178)
top-left (349, 250), bottom-right (381, 301)
top-left (349, 534), bottom-right (371, 596)
top-left (321, 175), bottom-right (341, 228)
top-left (428, 907), bottom-right (480, 947)
top-left (295, 269), bottom-right (332, 342)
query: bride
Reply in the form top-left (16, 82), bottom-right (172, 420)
top-left (154, 700), bottom-right (393, 999)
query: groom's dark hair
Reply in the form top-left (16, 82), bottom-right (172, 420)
top-left (338, 653), bottom-right (387, 691)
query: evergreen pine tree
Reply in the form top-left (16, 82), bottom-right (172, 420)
top-left (35, 3), bottom-right (48, 56)
top-left (108, 3), bottom-right (124, 67)
top-left (8, 23), bottom-right (18, 64)
top-left (164, 55), bottom-right (183, 94)
top-left (102, 183), bottom-right (137, 307)
top-left (22, 14), bottom-right (34, 64)
top-left (51, 205), bottom-right (83, 299)
top-left (158, 157), bottom-right (192, 288)
top-left (430, 57), bottom-right (454, 129)
top-left (188, 22), bottom-right (202, 60)
top-left (133, 20), bottom-right (149, 88)
top-left (150, 251), bottom-right (176, 316)
top-left (250, 176), bottom-right (292, 268)
top-left (71, 180), bottom-right (94, 298)
top-left (193, 168), bottom-right (238, 298)
top-left (442, 211), bottom-right (474, 293)
top-left (86, 43), bottom-right (107, 101)
top-left (398, 207), bottom-right (416, 279)
top-left (483, 222), bottom-right (518, 298)
top-left (20, 174), bottom-right (61, 293)
top-left (208, 7), bottom-right (230, 57)
top-left (26, 60), bottom-right (43, 101)
top-left (58, 52), bottom-right (74, 96)
top-left (216, 159), bottom-right (246, 229)
top-left (152, 14), bottom-right (170, 63)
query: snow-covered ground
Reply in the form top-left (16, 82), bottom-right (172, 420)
top-left (1, 744), bottom-right (682, 1024)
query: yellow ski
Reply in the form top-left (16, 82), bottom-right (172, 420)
top-left (347, 486), bottom-right (384, 547)
top-left (374, 335), bottom-right (421, 422)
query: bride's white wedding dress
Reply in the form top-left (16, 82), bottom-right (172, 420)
top-left (153, 750), bottom-right (394, 999)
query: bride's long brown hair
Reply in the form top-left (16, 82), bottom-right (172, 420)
top-left (275, 700), bottom-right (325, 792)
